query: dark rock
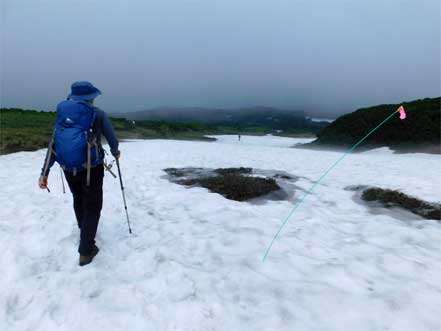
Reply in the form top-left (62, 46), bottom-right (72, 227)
top-left (184, 174), bottom-right (280, 201)
top-left (164, 167), bottom-right (286, 202)
top-left (164, 168), bottom-right (186, 177)
top-left (164, 167), bottom-right (205, 178)
top-left (214, 167), bottom-right (252, 176)
top-left (273, 174), bottom-right (292, 180)
top-left (361, 187), bottom-right (440, 221)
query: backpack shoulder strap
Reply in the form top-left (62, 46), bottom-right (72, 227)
top-left (86, 108), bottom-right (98, 186)
top-left (89, 108), bottom-right (97, 131)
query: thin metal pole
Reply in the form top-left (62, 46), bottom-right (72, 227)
top-left (60, 166), bottom-right (66, 194)
top-left (116, 158), bottom-right (132, 234)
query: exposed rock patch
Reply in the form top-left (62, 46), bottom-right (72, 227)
top-left (164, 167), bottom-right (299, 202)
top-left (347, 185), bottom-right (440, 221)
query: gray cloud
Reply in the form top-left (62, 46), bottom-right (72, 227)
top-left (2, 0), bottom-right (440, 116)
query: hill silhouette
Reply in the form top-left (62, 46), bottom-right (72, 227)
top-left (112, 106), bottom-right (328, 132)
top-left (310, 97), bottom-right (440, 153)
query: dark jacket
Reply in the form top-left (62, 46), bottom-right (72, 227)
top-left (41, 108), bottom-right (119, 176)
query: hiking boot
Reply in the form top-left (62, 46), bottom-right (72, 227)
top-left (79, 245), bottom-right (99, 267)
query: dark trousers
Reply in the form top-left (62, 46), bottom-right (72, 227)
top-left (64, 165), bottom-right (104, 255)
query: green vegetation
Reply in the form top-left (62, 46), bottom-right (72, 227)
top-left (310, 97), bottom-right (440, 152)
top-left (0, 107), bottom-right (319, 155)
top-left (113, 106), bottom-right (328, 133)
top-left (0, 109), bottom-right (216, 154)
top-left (0, 108), bottom-right (56, 154)
top-left (0, 108), bottom-right (216, 154)
top-left (361, 187), bottom-right (440, 221)
top-left (108, 116), bottom-right (218, 141)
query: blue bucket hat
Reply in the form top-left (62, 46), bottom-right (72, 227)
top-left (68, 81), bottom-right (102, 101)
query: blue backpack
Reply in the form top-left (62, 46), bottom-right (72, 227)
top-left (51, 100), bottom-right (102, 185)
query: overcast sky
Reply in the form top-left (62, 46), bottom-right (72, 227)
top-left (1, 0), bottom-right (440, 116)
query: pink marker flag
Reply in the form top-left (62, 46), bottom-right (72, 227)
top-left (397, 105), bottom-right (406, 120)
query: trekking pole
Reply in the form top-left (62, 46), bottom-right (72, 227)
top-left (104, 160), bottom-right (117, 178)
top-left (103, 150), bottom-right (117, 178)
top-left (59, 166), bottom-right (66, 194)
top-left (116, 158), bottom-right (132, 234)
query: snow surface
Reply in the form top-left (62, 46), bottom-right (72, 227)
top-left (1, 135), bottom-right (440, 331)
top-left (306, 117), bottom-right (335, 122)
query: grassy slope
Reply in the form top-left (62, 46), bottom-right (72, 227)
top-left (309, 97), bottom-right (440, 152)
top-left (0, 109), bottom-right (56, 154)
top-left (1, 108), bottom-right (317, 155)
top-left (0, 108), bottom-right (218, 155)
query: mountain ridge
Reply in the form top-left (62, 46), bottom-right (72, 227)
top-left (111, 106), bottom-right (328, 131)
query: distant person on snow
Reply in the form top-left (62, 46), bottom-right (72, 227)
top-left (38, 81), bottom-right (120, 266)
top-left (238, 133), bottom-right (241, 141)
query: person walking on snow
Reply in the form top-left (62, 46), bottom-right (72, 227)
top-left (38, 81), bottom-right (120, 266)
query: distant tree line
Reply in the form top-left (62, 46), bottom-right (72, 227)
top-left (1, 108), bottom-right (319, 154)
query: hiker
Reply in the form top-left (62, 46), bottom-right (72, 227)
top-left (38, 81), bottom-right (120, 266)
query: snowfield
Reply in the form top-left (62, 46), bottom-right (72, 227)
top-left (1, 135), bottom-right (440, 331)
